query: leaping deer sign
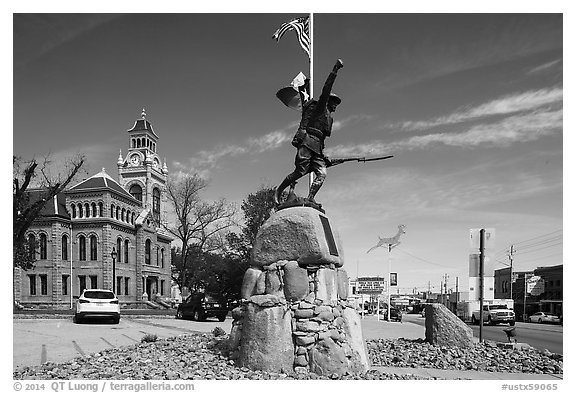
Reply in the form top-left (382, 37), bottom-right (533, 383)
top-left (366, 224), bottom-right (406, 253)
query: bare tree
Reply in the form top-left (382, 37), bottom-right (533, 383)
top-left (165, 173), bottom-right (236, 291)
top-left (13, 154), bottom-right (86, 270)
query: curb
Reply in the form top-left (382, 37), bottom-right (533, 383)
top-left (370, 366), bottom-right (563, 380)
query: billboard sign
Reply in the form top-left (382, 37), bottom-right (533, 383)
top-left (390, 272), bottom-right (397, 286)
top-left (526, 275), bottom-right (544, 296)
top-left (356, 277), bottom-right (386, 294)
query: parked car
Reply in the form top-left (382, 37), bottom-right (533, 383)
top-left (74, 289), bottom-right (120, 324)
top-left (176, 293), bottom-right (228, 322)
top-left (381, 307), bottom-right (402, 322)
top-left (390, 307), bottom-right (402, 322)
top-left (528, 312), bottom-right (561, 324)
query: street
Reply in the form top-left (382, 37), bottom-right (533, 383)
top-left (13, 313), bottom-right (562, 371)
top-left (405, 314), bottom-right (563, 354)
top-left (13, 316), bottom-right (232, 370)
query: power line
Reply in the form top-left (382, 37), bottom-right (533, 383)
top-left (514, 242), bottom-right (562, 256)
top-left (395, 247), bottom-right (456, 269)
top-left (513, 229), bottom-right (562, 246)
top-left (494, 229), bottom-right (562, 257)
top-left (515, 251), bottom-right (563, 265)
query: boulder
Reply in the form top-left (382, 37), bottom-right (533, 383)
top-left (316, 268), bottom-right (337, 303)
top-left (240, 268), bottom-right (262, 299)
top-left (238, 302), bottom-right (294, 373)
top-left (341, 307), bottom-right (370, 372)
top-left (265, 269), bottom-right (283, 296)
top-left (252, 207), bottom-right (344, 268)
top-left (336, 269), bottom-right (349, 300)
top-left (425, 303), bottom-right (474, 348)
top-left (283, 261), bottom-right (309, 301)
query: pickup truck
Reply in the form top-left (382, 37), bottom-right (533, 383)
top-left (472, 304), bottom-right (515, 326)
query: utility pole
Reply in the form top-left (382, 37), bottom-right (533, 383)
top-left (508, 245), bottom-right (515, 299)
top-left (456, 276), bottom-right (459, 303)
top-left (479, 229), bottom-right (485, 343)
top-left (444, 273), bottom-right (450, 307)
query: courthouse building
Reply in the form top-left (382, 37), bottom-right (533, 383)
top-left (14, 110), bottom-right (173, 309)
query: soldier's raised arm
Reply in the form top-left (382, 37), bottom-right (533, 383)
top-left (317, 59), bottom-right (344, 109)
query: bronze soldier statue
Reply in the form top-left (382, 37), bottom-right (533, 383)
top-left (273, 59), bottom-right (344, 206)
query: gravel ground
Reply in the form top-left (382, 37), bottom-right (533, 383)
top-left (13, 332), bottom-right (562, 380)
top-left (368, 338), bottom-right (563, 374)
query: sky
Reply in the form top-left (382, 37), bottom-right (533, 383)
top-left (9, 5), bottom-right (568, 296)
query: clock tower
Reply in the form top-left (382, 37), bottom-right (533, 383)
top-left (118, 109), bottom-right (169, 227)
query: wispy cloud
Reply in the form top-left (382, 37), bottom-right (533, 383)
top-left (526, 59), bottom-right (562, 75)
top-left (175, 122), bottom-right (298, 174)
top-left (397, 87), bottom-right (563, 132)
top-left (327, 108), bottom-right (562, 158)
top-left (175, 113), bottom-right (375, 174)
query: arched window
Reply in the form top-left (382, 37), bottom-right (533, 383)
top-left (62, 235), bottom-right (68, 261)
top-left (28, 234), bottom-right (36, 260)
top-left (85, 203), bottom-right (90, 218)
top-left (153, 188), bottom-right (160, 222)
top-left (39, 233), bottom-right (47, 259)
top-left (132, 139), bottom-right (136, 148)
top-left (121, 208), bottom-right (126, 222)
top-left (90, 235), bottom-right (98, 260)
top-left (71, 204), bottom-right (76, 218)
top-left (137, 139), bottom-right (141, 148)
top-left (79, 235), bottom-right (86, 261)
top-left (126, 209), bottom-right (130, 222)
top-left (124, 239), bottom-right (129, 264)
top-left (98, 202), bottom-right (103, 217)
top-left (161, 248), bottom-right (165, 268)
top-left (156, 246), bottom-right (159, 265)
top-left (131, 213), bottom-right (135, 224)
top-left (116, 206), bottom-right (120, 220)
top-left (92, 203), bottom-right (97, 217)
top-left (79, 204), bottom-right (83, 218)
top-left (145, 239), bottom-right (151, 265)
top-left (117, 238), bottom-right (122, 263)
top-left (129, 184), bottom-right (142, 202)
top-left (110, 204), bottom-right (115, 218)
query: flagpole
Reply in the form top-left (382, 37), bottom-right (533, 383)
top-left (309, 12), bottom-right (314, 190)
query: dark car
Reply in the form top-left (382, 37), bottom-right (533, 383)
top-left (176, 293), bottom-right (228, 322)
top-left (389, 307), bottom-right (402, 322)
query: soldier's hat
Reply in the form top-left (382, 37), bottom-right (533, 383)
top-left (328, 93), bottom-right (342, 105)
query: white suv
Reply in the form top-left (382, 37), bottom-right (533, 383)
top-left (75, 289), bottom-right (120, 324)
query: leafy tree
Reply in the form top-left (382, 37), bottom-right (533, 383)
top-left (168, 183), bottom-right (279, 303)
top-left (13, 154), bottom-right (86, 270)
top-left (165, 173), bottom-right (235, 291)
top-left (240, 186), bottom-right (277, 246)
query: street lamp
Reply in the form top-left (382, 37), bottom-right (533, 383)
top-left (111, 247), bottom-right (117, 294)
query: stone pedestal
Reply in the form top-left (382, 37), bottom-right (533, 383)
top-left (229, 206), bottom-right (369, 376)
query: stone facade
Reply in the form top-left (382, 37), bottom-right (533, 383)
top-left (14, 112), bottom-right (173, 309)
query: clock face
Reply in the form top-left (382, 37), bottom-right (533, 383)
top-left (130, 154), bottom-right (141, 166)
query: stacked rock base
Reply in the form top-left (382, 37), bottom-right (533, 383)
top-left (228, 206), bottom-right (369, 376)
top-left (228, 262), bottom-right (369, 376)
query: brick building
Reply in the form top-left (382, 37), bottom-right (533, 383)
top-left (14, 110), bottom-right (173, 309)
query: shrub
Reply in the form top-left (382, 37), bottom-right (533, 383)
top-left (212, 327), bottom-right (226, 337)
top-left (141, 333), bottom-right (158, 343)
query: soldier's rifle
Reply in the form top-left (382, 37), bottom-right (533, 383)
top-left (326, 155), bottom-right (394, 168)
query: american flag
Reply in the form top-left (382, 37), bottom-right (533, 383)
top-left (272, 16), bottom-right (310, 57)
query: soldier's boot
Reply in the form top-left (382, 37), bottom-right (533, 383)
top-left (306, 180), bottom-right (323, 205)
top-left (274, 174), bottom-right (299, 205)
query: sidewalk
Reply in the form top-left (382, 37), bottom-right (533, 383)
top-left (360, 314), bottom-right (562, 380)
